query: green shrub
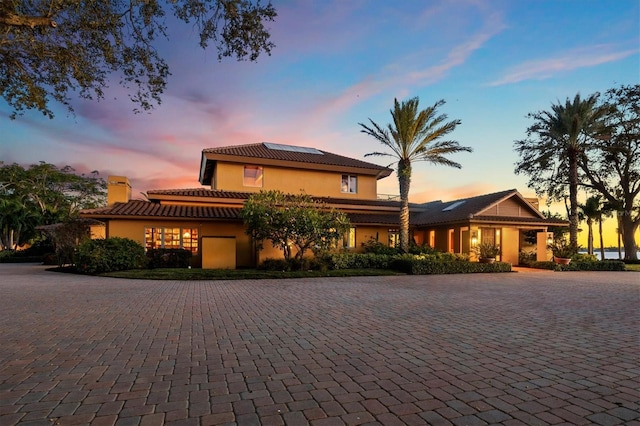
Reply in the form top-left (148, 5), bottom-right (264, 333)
top-left (526, 261), bottom-right (556, 270)
top-left (518, 250), bottom-right (537, 266)
top-left (324, 252), bottom-right (498, 274)
top-left (324, 252), bottom-right (397, 270)
top-left (0, 240), bottom-right (55, 263)
top-left (0, 253), bottom-right (45, 263)
top-left (408, 243), bottom-right (439, 255)
top-left (259, 258), bottom-right (292, 271)
top-left (75, 238), bottom-right (147, 274)
top-left (525, 259), bottom-right (626, 271)
top-left (572, 253), bottom-right (598, 262)
top-left (146, 248), bottom-right (192, 269)
top-left (555, 260), bottom-right (626, 271)
top-left (401, 258), bottom-right (511, 274)
top-left (361, 238), bottom-right (399, 255)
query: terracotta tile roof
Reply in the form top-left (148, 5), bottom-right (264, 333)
top-left (146, 188), bottom-right (403, 208)
top-left (200, 143), bottom-right (393, 184)
top-left (203, 143), bottom-right (391, 171)
top-left (147, 188), bottom-right (252, 198)
top-left (81, 200), bottom-right (241, 220)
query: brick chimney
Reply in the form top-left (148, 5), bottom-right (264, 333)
top-left (107, 176), bottom-right (131, 206)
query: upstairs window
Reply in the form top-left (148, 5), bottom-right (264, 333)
top-left (244, 166), bottom-right (263, 187)
top-left (341, 175), bottom-right (357, 193)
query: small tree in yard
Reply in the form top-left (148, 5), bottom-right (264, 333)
top-left (240, 190), bottom-right (350, 263)
top-left (39, 219), bottom-right (93, 267)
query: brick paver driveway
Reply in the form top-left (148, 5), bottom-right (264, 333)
top-left (0, 264), bottom-right (638, 426)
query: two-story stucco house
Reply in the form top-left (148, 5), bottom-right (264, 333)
top-left (80, 142), bottom-right (565, 268)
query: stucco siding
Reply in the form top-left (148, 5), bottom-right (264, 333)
top-left (213, 162), bottom-right (378, 199)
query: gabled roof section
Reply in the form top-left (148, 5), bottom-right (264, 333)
top-left (413, 189), bottom-right (563, 226)
top-left (199, 142), bottom-right (393, 185)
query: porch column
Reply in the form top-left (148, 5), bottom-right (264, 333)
top-left (537, 231), bottom-right (553, 261)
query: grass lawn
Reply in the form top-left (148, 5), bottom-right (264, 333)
top-left (625, 263), bottom-right (640, 272)
top-left (100, 268), bottom-right (403, 280)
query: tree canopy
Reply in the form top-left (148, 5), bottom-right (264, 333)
top-left (240, 190), bottom-right (350, 262)
top-left (0, 0), bottom-right (276, 118)
top-left (0, 161), bottom-right (106, 250)
top-left (514, 84), bottom-right (639, 260)
top-left (359, 97), bottom-right (471, 253)
top-left (514, 94), bottom-right (608, 248)
top-left (580, 85), bottom-right (640, 259)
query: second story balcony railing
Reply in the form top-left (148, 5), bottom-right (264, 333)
top-left (377, 194), bottom-right (400, 201)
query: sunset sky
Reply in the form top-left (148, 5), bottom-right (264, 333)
top-left (1, 0), bottom-right (638, 247)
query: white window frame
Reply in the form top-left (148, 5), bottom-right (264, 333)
top-left (341, 175), bottom-right (357, 193)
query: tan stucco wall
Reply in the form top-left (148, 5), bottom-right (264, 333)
top-left (214, 162), bottom-right (378, 199)
top-left (90, 225), bottom-right (106, 239)
top-left (107, 220), bottom-right (146, 244)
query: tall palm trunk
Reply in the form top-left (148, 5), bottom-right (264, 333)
top-left (568, 148), bottom-right (579, 248)
top-left (398, 159), bottom-right (411, 253)
top-left (586, 217), bottom-right (593, 255)
top-left (598, 217), bottom-right (605, 260)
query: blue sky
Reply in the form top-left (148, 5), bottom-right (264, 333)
top-left (1, 0), bottom-right (638, 244)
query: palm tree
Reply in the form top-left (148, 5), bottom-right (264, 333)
top-left (359, 97), bottom-right (472, 253)
top-left (532, 94), bottom-right (608, 249)
top-left (579, 195), bottom-right (601, 255)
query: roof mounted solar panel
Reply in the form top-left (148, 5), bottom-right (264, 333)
top-left (442, 200), bottom-right (466, 211)
top-left (263, 142), bottom-right (324, 155)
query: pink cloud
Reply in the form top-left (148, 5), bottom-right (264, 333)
top-left (489, 44), bottom-right (639, 86)
top-left (306, 9), bottom-right (505, 124)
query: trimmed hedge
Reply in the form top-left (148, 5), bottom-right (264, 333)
top-left (392, 258), bottom-right (511, 274)
top-left (146, 248), bottom-right (192, 269)
top-left (0, 255), bottom-right (45, 263)
top-left (75, 237), bottom-right (147, 274)
top-left (321, 252), bottom-right (510, 274)
top-left (555, 260), bottom-right (626, 271)
top-left (259, 257), bottom-right (329, 271)
top-left (324, 253), bottom-right (397, 270)
top-left (525, 260), bottom-right (626, 271)
top-left (0, 240), bottom-right (55, 263)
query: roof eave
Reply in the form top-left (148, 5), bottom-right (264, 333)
top-left (202, 151), bottom-right (389, 176)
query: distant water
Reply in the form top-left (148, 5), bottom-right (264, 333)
top-left (580, 251), bottom-right (639, 260)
